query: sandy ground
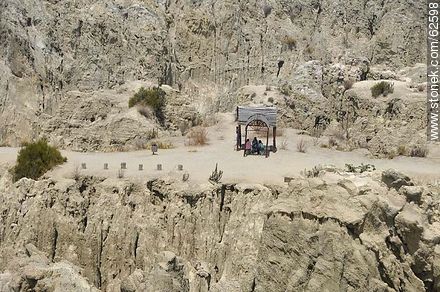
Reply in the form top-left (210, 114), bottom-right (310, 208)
top-left (1, 113), bottom-right (439, 185)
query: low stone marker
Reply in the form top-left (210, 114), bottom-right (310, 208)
top-left (121, 162), bottom-right (127, 169)
top-left (139, 164), bottom-right (143, 171)
top-left (151, 143), bottom-right (158, 155)
top-left (157, 164), bottom-right (162, 171)
top-left (104, 163), bottom-right (108, 170)
top-left (178, 164), bottom-right (183, 171)
top-left (81, 163), bottom-right (87, 170)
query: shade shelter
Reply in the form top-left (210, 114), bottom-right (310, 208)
top-left (236, 106), bottom-right (277, 157)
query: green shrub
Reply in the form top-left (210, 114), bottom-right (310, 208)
top-left (371, 81), bottom-right (394, 98)
top-left (13, 139), bottom-right (66, 182)
top-left (129, 87), bottom-right (166, 121)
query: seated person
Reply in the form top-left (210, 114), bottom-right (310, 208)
top-left (258, 140), bottom-right (265, 154)
top-left (252, 137), bottom-right (259, 154)
top-left (244, 139), bottom-right (251, 156)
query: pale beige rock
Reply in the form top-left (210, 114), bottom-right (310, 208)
top-left (0, 168), bottom-right (437, 291)
top-left (0, 0), bottom-right (427, 156)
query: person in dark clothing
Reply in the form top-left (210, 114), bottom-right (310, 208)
top-left (258, 140), bottom-right (265, 155)
top-left (252, 137), bottom-right (258, 154)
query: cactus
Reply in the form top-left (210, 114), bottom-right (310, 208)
top-left (209, 163), bottom-right (223, 184)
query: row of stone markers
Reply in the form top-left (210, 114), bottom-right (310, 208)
top-left (80, 163), bottom-right (184, 171)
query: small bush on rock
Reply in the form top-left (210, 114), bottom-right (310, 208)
top-left (13, 139), bottom-right (66, 182)
top-left (345, 163), bottom-right (376, 173)
top-left (279, 83), bottom-right (293, 96)
top-left (387, 150), bottom-right (397, 160)
top-left (129, 87), bottom-right (166, 121)
top-left (410, 145), bottom-right (429, 157)
top-left (371, 81), bottom-right (394, 98)
top-left (302, 165), bottom-right (322, 178)
top-left (71, 164), bottom-right (81, 180)
top-left (283, 36), bottom-right (297, 50)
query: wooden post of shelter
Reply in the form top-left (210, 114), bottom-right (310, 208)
top-left (236, 125), bottom-right (242, 151)
top-left (244, 126), bottom-right (248, 151)
top-left (273, 126), bottom-right (277, 149)
top-left (265, 127), bottom-right (269, 158)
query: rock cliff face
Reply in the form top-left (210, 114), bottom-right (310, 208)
top-left (0, 0), bottom-right (427, 148)
top-left (0, 168), bottom-right (439, 291)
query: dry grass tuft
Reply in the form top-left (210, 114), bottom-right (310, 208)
top-left (201, 113), bottom-right (220, 127)
top-left (328, 127), bottom-right (347, 141)
top-left (344, 79), bottom-right (354, 90)
top-left (117, 169), bottom-right (125, 179)
top-left (283, 35), bottom-right (297, 50)
top-left (280, 139), bottom-right (288, 150)
top-left (186, 126), bottom-right (209, 146)
top-left (397, 145), bottom-right (408, 156)
top-left (296, 139), bottom-right (308, 153)
top-left (148, 139), bottom-right (174, 149)
top-left (71, 164), bottom-right (81, 180)
top-left (328, 137), bottom-right (338, 147)
top-left (387, 150), bottom-right (397, 160)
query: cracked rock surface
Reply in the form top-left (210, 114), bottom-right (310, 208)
top-left (0, 0), bottom-right (427, 154)
top-left (0, 168), bottom-right (438, 291)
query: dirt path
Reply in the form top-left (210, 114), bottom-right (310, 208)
top-left (1, 114), bottom-right (439, 185)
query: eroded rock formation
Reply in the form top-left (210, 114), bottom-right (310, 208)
top-left (0, 168), bottom-right (438, 291)
top-left (0, 0), bottom-right (427, 152)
